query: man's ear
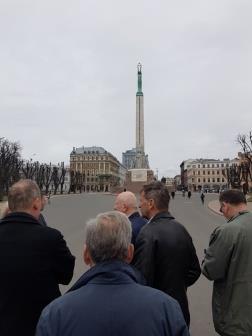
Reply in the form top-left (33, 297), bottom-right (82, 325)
top-left (125, 243), bottom-right (134, 264)
top-left (33, 197), bottom-right (41, 211)
top-left (83, 244), bottom-right (93, 266)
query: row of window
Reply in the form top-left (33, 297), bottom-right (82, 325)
top-left (188, 163), bottom-right (229, 169)
top-left (193, 170), bottom-right (222, 175)
top-left (71, 156), bottom-right (109, 161)
top-left (191, 178), bottom-right (225, 183)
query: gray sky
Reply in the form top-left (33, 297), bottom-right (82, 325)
top-left (1, 0), bottom-right (251, 177)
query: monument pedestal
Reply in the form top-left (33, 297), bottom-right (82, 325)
top-left (125, 169), bottom-right (154, 194)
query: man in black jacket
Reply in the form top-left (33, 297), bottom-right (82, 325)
top-left (132, 181), bottom-right (200, 326)
top-left (0, 179), bottom-right (75, 336)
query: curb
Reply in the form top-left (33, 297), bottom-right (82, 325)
top-left (208, 200), bottom-right (223, 216)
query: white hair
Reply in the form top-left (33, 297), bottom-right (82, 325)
top-left (85, 211), bottom-right (132, 263)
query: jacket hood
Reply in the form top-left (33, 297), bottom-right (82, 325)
top-left (68, 260), bottom-right (146, 292)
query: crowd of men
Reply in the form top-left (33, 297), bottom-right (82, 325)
top-left (0, 178), bottom-right (251, 336)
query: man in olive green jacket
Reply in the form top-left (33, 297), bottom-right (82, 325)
top-left (202, 189), bottom-right (252, 336)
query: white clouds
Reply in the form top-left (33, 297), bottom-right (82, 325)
top-left (0, 0), bottom-right (251, 177)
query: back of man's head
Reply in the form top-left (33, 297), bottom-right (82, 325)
top-left (114, 191), bottom-right (137, 215)
top-left (219, 189), bottom-right (246, 205)
top-left (8, 179), bottom-right (41, 212)
top-left (85, 211), bottom-right (132, 264)
top-left (141, 181), bottom-right (170, 211)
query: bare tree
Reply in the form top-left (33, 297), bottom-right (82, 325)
top-left (0, 138), bottom-right (21, 200)
top-left (237, 132), bottom-right (252, 192)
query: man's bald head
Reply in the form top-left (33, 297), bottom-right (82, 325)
top-left (8, 179), bottom-right (42, 217)
top-left (114, 191), bottom-right (138, 216)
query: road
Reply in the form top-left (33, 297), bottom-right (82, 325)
top-left (44, 192), bottom-right (225, 336)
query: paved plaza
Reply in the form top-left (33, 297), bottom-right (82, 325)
top-left (38, 191), bottom-right (226, 335)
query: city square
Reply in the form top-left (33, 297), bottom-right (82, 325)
top-left (1, 1), bottom-right (252, 335)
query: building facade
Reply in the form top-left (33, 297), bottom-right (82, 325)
top-left (70, 146), bottom-right (126, 192)
top-left (180, 158), bottom-right (238, 191)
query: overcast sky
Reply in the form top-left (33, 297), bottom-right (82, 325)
top-left (1, 0), bottom-right (251, 177)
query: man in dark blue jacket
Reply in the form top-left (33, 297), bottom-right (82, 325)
top-left (36, 211), bottom-right (189, 336)
top-left (114, 191), bottom-right (147, 245)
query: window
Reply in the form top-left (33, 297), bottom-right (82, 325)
top-left (203, 164), bottom-right (205, 168)
top-left (221, 164), bottom-right (224, 167)
top-left (203, 171), bottom-right (205, 175)
top-left (212, 178), bottom-right (215, 183)
top-left (203, 178), bottom-right (206, 182)
top-left (222, 178), bottom-right (225, 182)
top-left (198, 171), bottom-right (200, 175)
top-left (208, 178), bottom-right (210, 182)
top-left (208, 171), bottom-right (210, 175)
top-left (217, 178), bottom-right (220, 182)
top-left (217, 171), bottom-right (219, 175)
top-left (207, 164), bottom-right (210, 168)
top-left (212, 171), bottom-right (215, 175)
top-left (212, 164), bottom-right (214, 168)
top-left (198, 164), bottom-right (200, 168)
top-left (217, 164), bottom-right (219, 167)
top-left (198, 178), bottom-right (201, 182)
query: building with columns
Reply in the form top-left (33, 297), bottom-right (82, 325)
top-left (70, 146), bottom-right (126, 192)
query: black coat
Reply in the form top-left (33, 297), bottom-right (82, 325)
top-left (132, 211), bottom-right (200, 325)
top-left (0, 212), bottom-right (75, 336)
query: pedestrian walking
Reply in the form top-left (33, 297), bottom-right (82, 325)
top-left (187, 191), bottom-right (191, 199)
top-left (0, 179), bottom-right (75, 336)
top-left (36, 211), bottom-right (189, 336)
top-left (171, 191), bottom-right (175, 199)
top-left (200, 192), bottom-right (205, 204)
top-left (202, 190), bottom-right (252, 335)
top-left (132, 182), bottom-right (201, 326)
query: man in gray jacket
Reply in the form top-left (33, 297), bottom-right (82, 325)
top-left (202, 189), bottom-right (252, 336)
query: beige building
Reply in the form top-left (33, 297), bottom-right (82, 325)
top-left (70, 146), bottom-right (126, 192)
top-left (181, 158), bottom-right (238, 191)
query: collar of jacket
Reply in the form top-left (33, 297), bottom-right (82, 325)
top-left (128, 211), bottom-right (140, 220)
top-left (227, 210), bottom-right (250, 223)
top-left (150, 211), bottom-right (175, 223)
top-left (0, 211), bottom-right (40, 225)
top-left (68, 260), bottom-right (146, 293)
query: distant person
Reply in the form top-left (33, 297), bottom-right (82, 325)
top-left (202, 190), bottom-right (252, 335)
top-left (36, 211), bottom-right (189, 336)
top-left (171, 191), bottom-right (175, 199)
top-left (0, 179), bottom-right (75, 336)
top-left (114, 191), bottom-right (147, 245)
top-left (132, 182), bottom-right (201, 326)
top-left (200, 192), bottom-right (205, 204)
top-left (187, 190), bottom-right (191, 199)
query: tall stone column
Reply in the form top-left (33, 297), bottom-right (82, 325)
top-left (136, 63), bottom-right (144, 155)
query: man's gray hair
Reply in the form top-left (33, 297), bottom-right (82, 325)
top-left (8, 179), bottom-right (41, 212)
top-left (85, 211), bottom-right (132, 263)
